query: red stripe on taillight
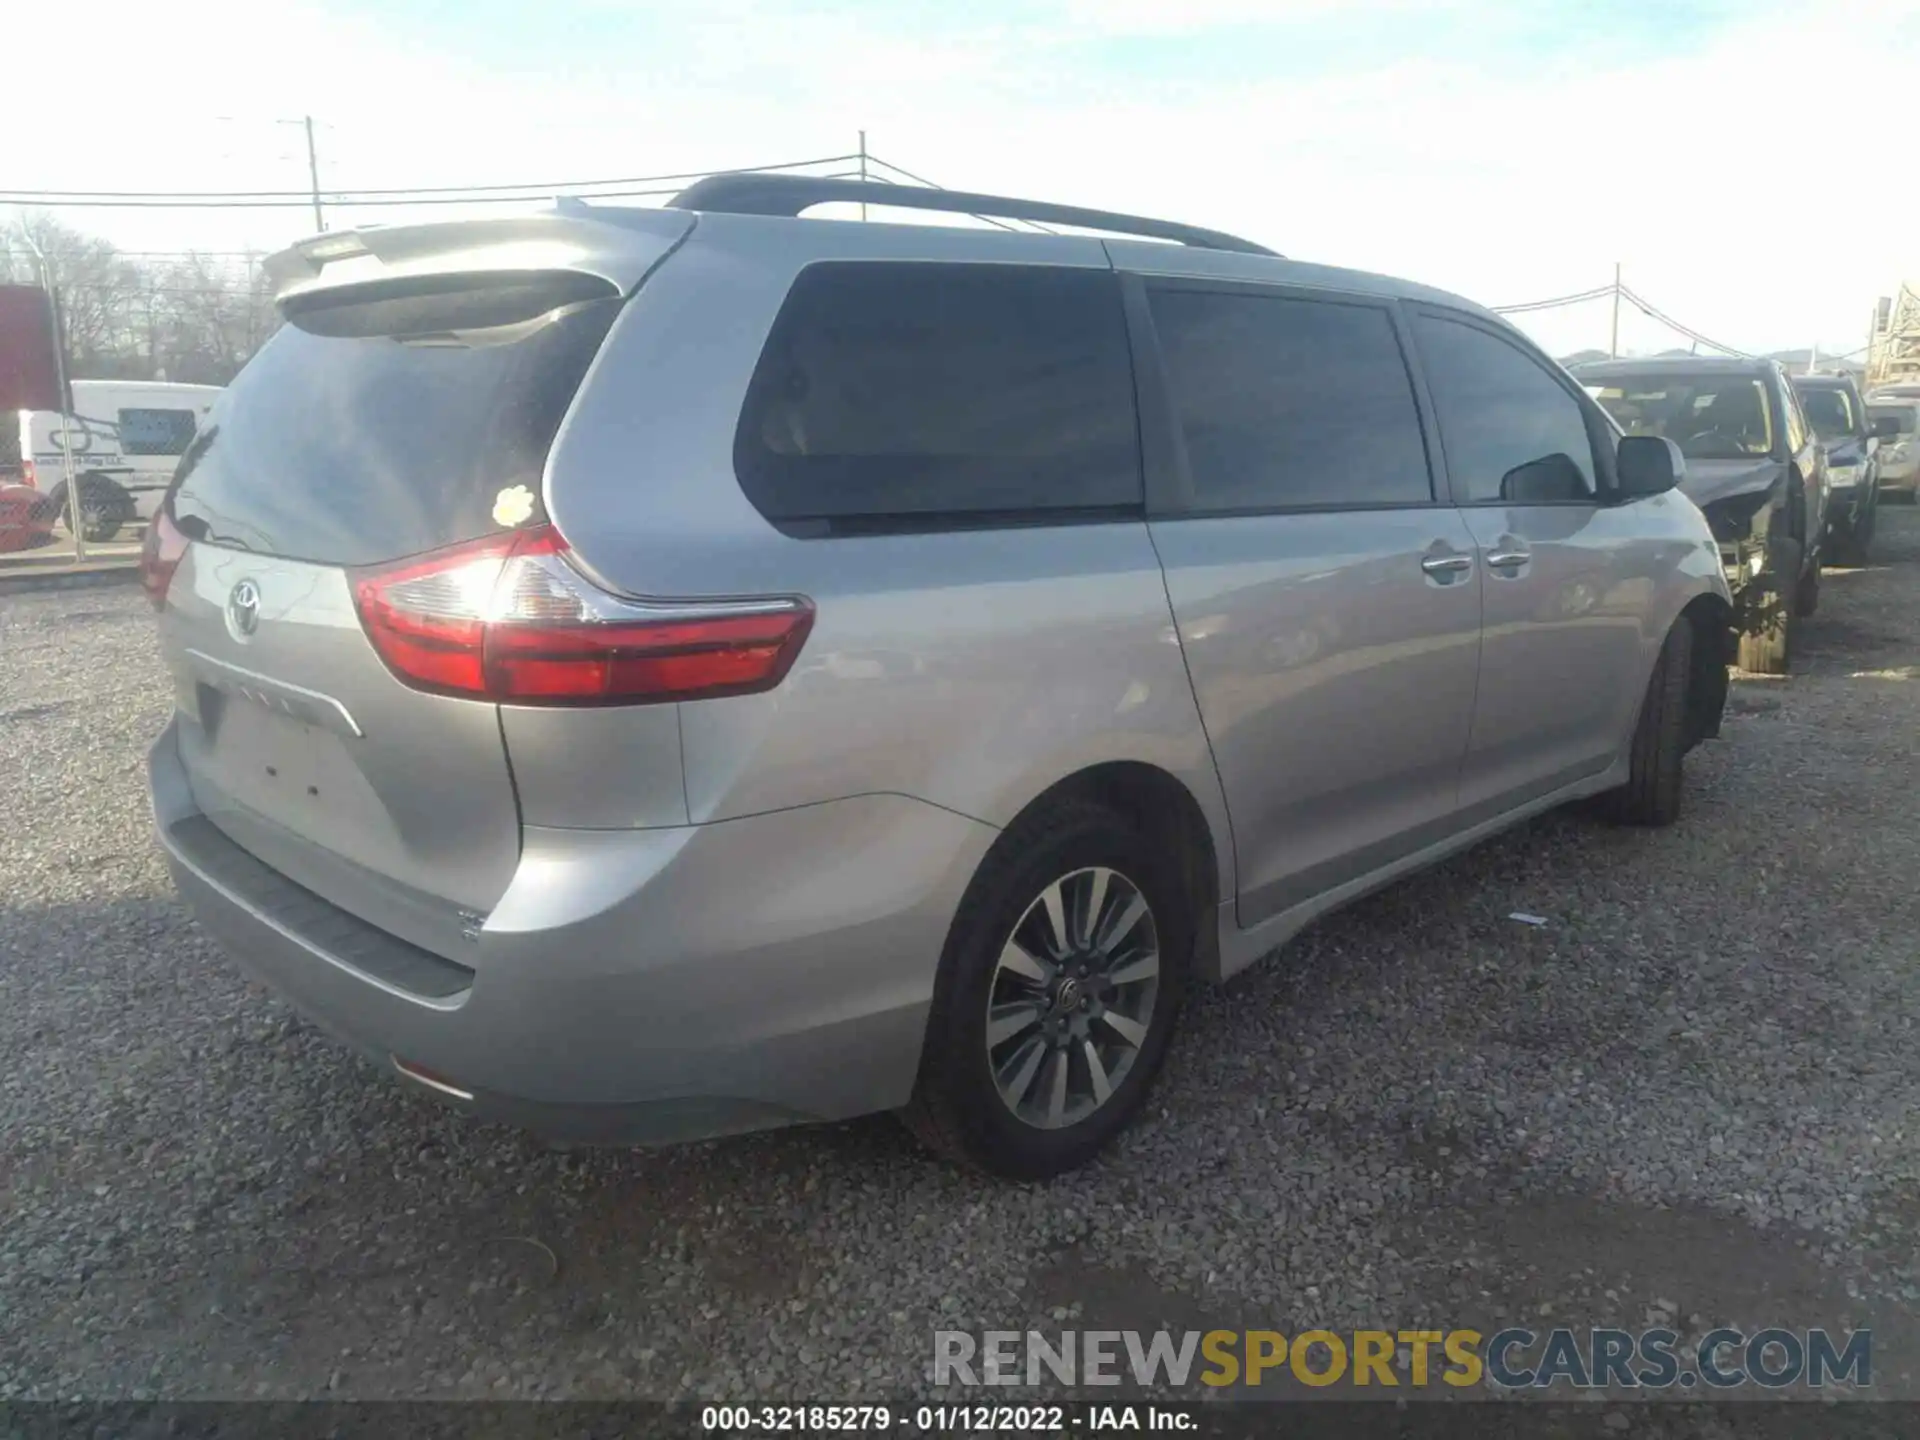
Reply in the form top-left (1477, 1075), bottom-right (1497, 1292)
top-left (139, 508), bottom-right (189, 611)
top-left (21, 460), bottom-right (37, 490)
top-left (351, 525), bottom-right (813, 706)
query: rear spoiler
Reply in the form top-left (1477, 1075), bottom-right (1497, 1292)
top-left (263, 206), bottom-right (695, 310)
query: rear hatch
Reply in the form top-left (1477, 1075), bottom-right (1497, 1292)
top-left (155, 215), bottom-right (689, 959)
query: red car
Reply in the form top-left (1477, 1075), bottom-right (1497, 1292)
top-left (0, 482), bottom-right (55, 553)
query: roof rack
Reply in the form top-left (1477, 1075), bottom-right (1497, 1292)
top-left (667, 173), bottom-right (1278, 257)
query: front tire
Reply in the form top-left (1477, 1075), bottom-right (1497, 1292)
top-left (903, 799), bottom-right (1190, 1180)
top-left (1600, 618), bottom-right (1692, 827)
top-left (1833, 503), bottom-right (1875, 567)
top-left (1794, 550), bottom-right (1820, 617)
top-left (1737, 539), bottom-right (1798, 675)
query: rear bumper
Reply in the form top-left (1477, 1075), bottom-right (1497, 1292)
top-left (150, 720), bottom-right (996, 1144)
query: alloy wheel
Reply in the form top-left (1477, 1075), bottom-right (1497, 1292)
top-left (984, 865), bottom-right (1160, 1130)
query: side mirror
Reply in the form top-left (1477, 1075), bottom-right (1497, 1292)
top-left (1499, 452), bottom-right (1592, 504)
top-left (1616, 434), bottom-right (1685, 497)
top-left (1872, 416), bottom-right (1902, 440)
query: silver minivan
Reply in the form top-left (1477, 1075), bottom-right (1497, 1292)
top-left (145, 177), bottom-right (1733, 1178)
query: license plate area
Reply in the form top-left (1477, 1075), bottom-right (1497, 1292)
top-left (204, 692), bottom-right (332, 815)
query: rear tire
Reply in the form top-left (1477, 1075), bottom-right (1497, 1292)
top-left (1600, 618), bottom-right (1692, 827)
top-left (903, 799), bottom-right (1189, 1180)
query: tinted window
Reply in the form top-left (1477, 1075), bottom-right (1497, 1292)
top-left (171, 286), bottom-right (619, 566)
top-left (1869, 403), bottom-right (1917, 435)
top-left (1583, 371), bottom-right (1774, 460)
top-left (1794, 384), bottom-right (1857, 440)
top-left (118, 407), bottom-right (198, 457)
top-left (734, 264), bottom-right (1138, 532)
top-left (1417, 316), bottom-right (1597, 503)
top-left (1148, 290), bottom-right (1431, 511)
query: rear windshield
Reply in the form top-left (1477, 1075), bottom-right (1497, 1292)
top-left (1793, 384), bottom-right (1856, 440)
top-left (733, 262), bottom-right (1140, 535)
top-left (1870, 404), bottom-right (1918, 435)
top-left (1582, 372), bottom-right (1775, 460)
top-left (170, 278), bottom-right (620, 567)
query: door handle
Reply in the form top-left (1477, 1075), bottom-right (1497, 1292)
top-left (1486, 549), bottom-right (1531, 570)
top-left (1420, 554), bottom-right (1473, 577)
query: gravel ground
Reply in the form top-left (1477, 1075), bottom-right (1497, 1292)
top-left (3, 512), bottom-right (1919, 1404)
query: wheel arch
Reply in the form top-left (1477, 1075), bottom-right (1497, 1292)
top-left (1001, 761), bottom-right (1227, 985)
top-left (44, 469), bottom-right (134, 504)
top-left (1676, 591), bottom-right (1733, 747)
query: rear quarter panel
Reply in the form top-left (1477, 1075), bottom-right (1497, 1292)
top-left (545, 218), bottom-right (1234, 888)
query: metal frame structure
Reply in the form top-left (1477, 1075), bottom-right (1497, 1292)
top-left (1867, 285), bottom-right (1920, 394)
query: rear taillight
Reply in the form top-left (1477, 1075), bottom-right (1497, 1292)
top-left (21, 460), bottom-right (36, 490)
top-left (351, 525), bottom-right (814, 706)
top-left (139, 508), bottom-right (189, 610)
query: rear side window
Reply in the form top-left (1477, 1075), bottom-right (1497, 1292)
top-left (1414, 315), bottom-right (1597, 504)
top-left (170, 276), bottom-right (619, 567)
top-left (734, 263), bottom-right (1139, 533)
top-left (1148, 289), bottom-right (1431, 511)
top-left (118, 407), bottom-right (198, 457)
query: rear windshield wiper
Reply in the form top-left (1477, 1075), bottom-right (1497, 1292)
top-left (174, 512), bottom-right (258, 554)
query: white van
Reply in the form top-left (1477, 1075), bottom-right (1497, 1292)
top-left (16, 380), bottom-right (221, 541)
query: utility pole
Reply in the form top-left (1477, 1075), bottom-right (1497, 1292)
top-left (1808, 341), bottom-right (1818, 376)
top-left (304, 115), bottom-right (325, 233)
top-left (858, 129), bottom-right (868, 221)
top-left (17, 226), bottom-right (86, 561)
top-left (1609, 262), bottom-right (1621, 359)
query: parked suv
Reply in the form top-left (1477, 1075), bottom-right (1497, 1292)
top-left (145, 178), bottom-right (1733, 1178)
top-left (1869, 397), bottom-right (1920, 499)
top-left (1574, 356), bottom-right (1825, 674)
top-left (1792, 371), bottom-right (1879, 565)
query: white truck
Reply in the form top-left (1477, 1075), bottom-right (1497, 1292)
top-left (14, 379), bottom-right (221, 542)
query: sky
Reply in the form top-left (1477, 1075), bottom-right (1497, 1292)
top-left (9, 0), bottom-right (1919, 359)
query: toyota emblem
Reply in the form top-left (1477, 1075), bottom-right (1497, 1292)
top-left (227, 579), bottom-right (262, 639)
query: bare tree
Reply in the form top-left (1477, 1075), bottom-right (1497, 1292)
top-left (3, 214), bottom-right (277, 386)
top-left (149, 252), bottom-right (279, 384)
top-left (1, 213), bottom-right (147, 376)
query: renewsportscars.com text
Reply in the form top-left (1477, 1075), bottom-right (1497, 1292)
top-left (933, 1327), bottom-right (1871, 1391)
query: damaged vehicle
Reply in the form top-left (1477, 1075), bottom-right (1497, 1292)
top-left (1574, 356), bottom-right (1825, 674)
top-left (1792, 371), bottom-right (1879, 566)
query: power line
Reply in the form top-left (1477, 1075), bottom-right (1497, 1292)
top-left (1618, 284), bottom-right (1751, 358)
top-left (0, 153), bottom-right (858, 206)
top-left (1494, 274), bottom-right (1760, 358)
top-left (0, 186), bottom-right (682, 210)
top-left (866, 155), bottom-right (1057, 235)
top-left (1492, 285), bottom-right (1616, 315)
top-left (858, 160), bottom-right (1023, 234)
